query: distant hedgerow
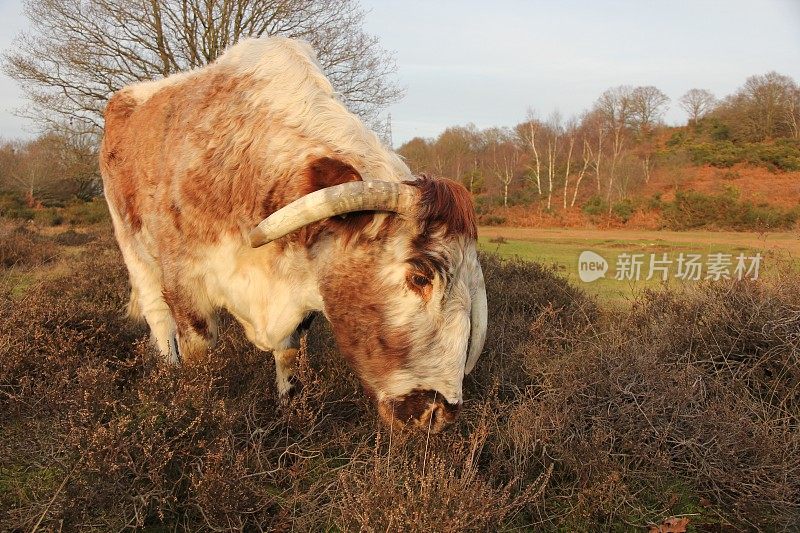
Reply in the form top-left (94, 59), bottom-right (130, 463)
top-left (661, 188), bottom-right (799, 230)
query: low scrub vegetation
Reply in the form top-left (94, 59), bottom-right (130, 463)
top-left (0, 194), bottom-right (109, 226)
top-left (659, 189), bottom-right (800, 231)
top-left (0, 222), bottom-right (58, 269)
top-left (1, 225), bottom-right (798, 530)
top-left (684, 138), bottom-right (800, 171)
top-left (578, 189), bottom-right (800, 231)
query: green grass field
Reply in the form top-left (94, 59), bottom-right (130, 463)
top-left (477, 227), bottom-right (799, 305)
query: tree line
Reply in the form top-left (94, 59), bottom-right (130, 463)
top-left (1, 0), bottom-right (798, 211)
top-left (398, 72), bottom-right (800, 209)
top-left (0, 128), bottom-right (99, 208)
top-left (1, 0), bottom-right (400, 208)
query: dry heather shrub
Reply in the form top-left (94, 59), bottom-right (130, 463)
top-left (53, 229), bottom-right (96, 246)
top-left (332, 423), bottom-right (551, 532)
top-left (473, 254), bottom-right (598, 385)
top-left (491, 205), bottom-right (591, 228)
top-left (500, 273), bottom-right (800, 530)
top-left (0, 222), bottom-right (58, 268)
top-left (0, 233), bottom-right (375, 530)
top-left (1, 234), bottom-right (798, 531)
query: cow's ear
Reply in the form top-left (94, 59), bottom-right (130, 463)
top-left (305, 157), bottom-right (362, 190)
top-left (301, 157), bottom-right (374, 244)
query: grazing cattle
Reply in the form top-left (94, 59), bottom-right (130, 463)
top-left (100, 37), bottom-right (487, 432)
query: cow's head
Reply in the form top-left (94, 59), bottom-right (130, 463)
top-left (249, 159), bottom-right (487, 432)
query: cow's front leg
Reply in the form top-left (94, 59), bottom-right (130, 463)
top-left (163, 285), bottom-right (218, 364)
top-left (274, 313), bottom-right (316, 403)
top-left (274, 345), bottom-right (299, 402)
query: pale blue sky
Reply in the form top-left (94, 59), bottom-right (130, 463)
top-left (1, 0), bottom-right (799, 144)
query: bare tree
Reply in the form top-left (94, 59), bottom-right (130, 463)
top-left (741, 72), bottom-right (798, 140)
top-left (434, 125), bottom-right (482, 181)
top-left (788, 86), bottom-right (800, 139)
top-left (570, 138), bottom-right (592, 207)
top-left (6, 135), bottom-right (63, 206)
top-left (0, 140), bottom-right (23, 195)
top-left (516, 110), bottom-right (543, 195)
top-left (629, 86), bottom-right (669, 136)
top-left (3, 0), bottom-right (402, 134)
top-left (579, 109), bottom-right (604, 194)
top-left (595, 86), bottom-right (633, 205)
top-left (463, 126), bottom-right (488, 194)
top-left (679, 88), bottom-right (716, 125)
top-left (561, 120), bottom-right (577, 209)
top-left (0, 126), bottom-right (102, 204)
top-left (640, 148), bottom-right (654, 184)
top-left (52, 124), bottom-right (103, 200)
top-left (715, 72), bottom-right (800, 141)
top-left (543, 111), bottom-right (563, 211)
top-left (487, 128), bottom-right (520, 208)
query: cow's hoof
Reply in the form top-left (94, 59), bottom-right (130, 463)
top-left (279, 388), bottom-right (293, 407)
top-left (278, 377), bottom-right (302, 406)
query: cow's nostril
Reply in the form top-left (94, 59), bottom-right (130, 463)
top-left (428, 400), bottom-right (459, 431)
top-left (446, 400), bottom-right (462, 416)
top-left (431, 403), bottom-right (444, 426)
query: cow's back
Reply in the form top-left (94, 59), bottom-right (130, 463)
top-left (100, 37), bottom-right (410, 249)
top-left (100, 66), bottom-right (244, 241)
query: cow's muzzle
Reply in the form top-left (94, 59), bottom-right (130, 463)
top-left (377, 389), bottom-right (461, 433)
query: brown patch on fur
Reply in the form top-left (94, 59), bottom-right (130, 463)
top-left (389, 177), bottom-right (480, 284)
top-left (161, 283), bottom-right (216, 363)
top-left (102, 71), bottom-right (289, 246)
top-left (188, 314), bottom-right (211, 340)
top-left (296, 157), bottom-right (376, 247)
top-left (408, 177), bottom-right (477, 240)
top-left (163, 288), bottom-right (213, 341)
top-left (392, 389), bottom-right (438, 423)
top-left (306, 157), bottom-right (361, 189)
top-left (319, 254), bottom-right (410, 388)
top-left (100, 92), bottom-right (144, 232)
top-left (168, 202), bottom-right (182, 232)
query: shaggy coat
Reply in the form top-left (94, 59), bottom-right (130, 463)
top-left (100, 37), bottom-right (482, 431)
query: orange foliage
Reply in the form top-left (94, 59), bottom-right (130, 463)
top-left (643, 164), bottom-right (800, 208)
top-left (480, 205), bottom-right (664, 230)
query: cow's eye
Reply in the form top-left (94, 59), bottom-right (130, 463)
top-left (410, 274), bottom-right (431, 288)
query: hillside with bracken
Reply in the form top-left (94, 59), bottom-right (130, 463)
top-left (396, 73), bottom-right (800, 232)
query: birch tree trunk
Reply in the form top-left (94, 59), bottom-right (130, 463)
top-left (595, 128), bottom-right (604, 193)
top-left (571, 140), bottom-right (592, 207)
top-left (529, 123), bottom-right (542, 195)
top-left (606, 126), bottom-right (624, 209)
top-left (562, 136), bottom-right (574, 210)
top-left (546, 140), bottom-right (554, 210)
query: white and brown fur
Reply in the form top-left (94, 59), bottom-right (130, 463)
top-left (100, 37), bottom-right (481, 431)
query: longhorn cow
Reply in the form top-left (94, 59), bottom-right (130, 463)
top-left (100, 37), bottom-right (487, 431)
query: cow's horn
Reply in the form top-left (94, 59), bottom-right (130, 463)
top-left (465, 261), bottom-right (487, 375)
top-left (249, 181), bottom-right (418, 247)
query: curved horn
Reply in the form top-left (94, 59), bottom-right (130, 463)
top-left (465, 260), bottom-right (487, 375)
top-left (249, 181), bottom-right (418, 247)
